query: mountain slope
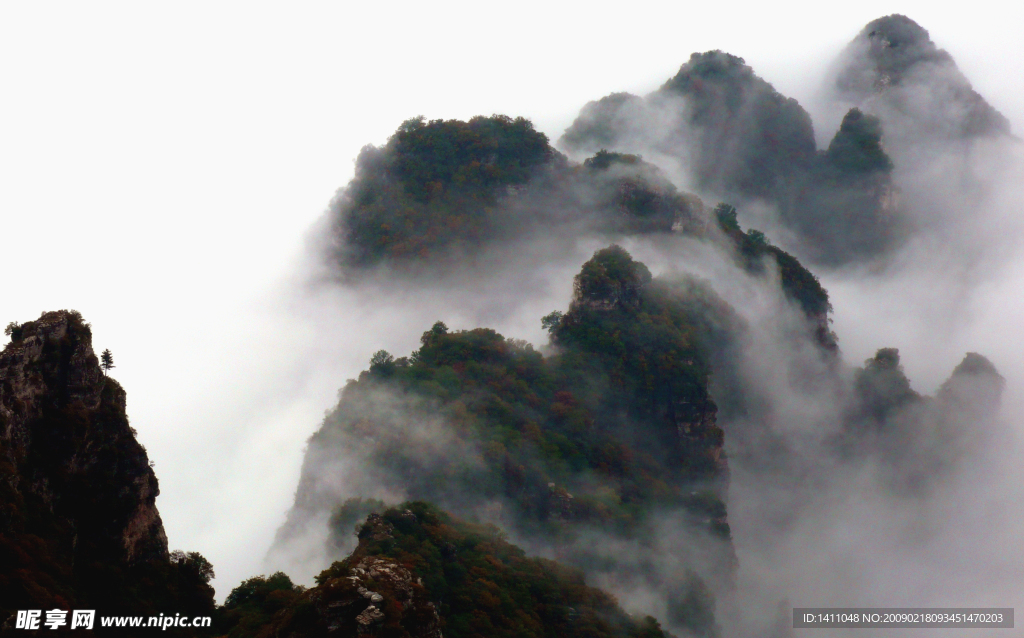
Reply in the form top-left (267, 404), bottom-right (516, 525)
top-left (273, 247), bottom-right (743, 636)
top-left (235, 503), bottom-right (674, 638)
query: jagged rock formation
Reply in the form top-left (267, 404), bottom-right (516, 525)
top-left (254, 503), bottom-right (672, 638)
top-left (558, 13), bottom-right (1017, 266)
top-left (272, 247), bottom-right (742, 636)
top-left (559, 51), bottom-right (817, 205)
top-left (834, 14), bottom-right (1011, 140)
top-left (787, 108), bottom-right (907, 264)
top-left (327, 16), bottom-right (1011, 274)
top-left (0, 310), bottom-right (214, 632)
top-left (558, 49), bottom-right (907, 266)
top-left (555, 245), bottom-right (733, 484)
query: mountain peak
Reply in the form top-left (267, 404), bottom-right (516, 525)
top-left (863, 14), bottom-right (934, 50)
top-left (571, 245), bottom-right (652, 311)
top-left (1, 310), bottom-right (215, 619)
top-left (842, 14), bottom-right (951, 91)
top-left (835, 14), bottom-right (1010, 138)
top-left (938, 352), bottom-right (1005, 413)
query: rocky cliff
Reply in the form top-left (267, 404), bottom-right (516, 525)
top-left (0, 310), bottom-right (214, 632)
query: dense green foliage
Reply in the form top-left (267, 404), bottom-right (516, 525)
top-left (249, 503), bottom-right (674, 638)
top-left (550, 247), bottom-right (737, 485)
top-left (329, 113), bottom-right (714, 272)
top-left (341, 503), bottom-right (672, 638)
top-left (713, 205), bottom-right (833, 322)
top-left (335, 115), bottom-right (557, 267)
top-left (313, 247), bottom-right (735, 543)
top-left (390, 116), bottom-right (554, 202)
top-left (278, 247), bottom-right (741, 635)
top-left (582, 149), bottom-right (643, 171)
top-left (218, 572), bottom-right (303, 638)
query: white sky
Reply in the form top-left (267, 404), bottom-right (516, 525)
top-left (2, 1), bottom-right (1022, 600)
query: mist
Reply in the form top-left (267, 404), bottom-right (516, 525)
top-left (2, 4), bottom-right (1023, 635)
top-left (261, 11), bottom-right (1024, 637)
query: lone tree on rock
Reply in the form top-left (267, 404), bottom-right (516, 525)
top-left (100, 349), bottom-right (115, 373)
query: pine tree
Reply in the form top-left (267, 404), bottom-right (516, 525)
top-left (100, 349), bottom-right (115, 373)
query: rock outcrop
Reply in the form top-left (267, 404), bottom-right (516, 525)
top-left (255, 503), bottom-right (671, 638)
top-left (310, 551), bottom-right (442, 638)
top-left (0, 310), bottom-right (214, 630)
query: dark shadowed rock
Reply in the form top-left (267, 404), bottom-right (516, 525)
top-left (0, 310), bottom-right (214, 632)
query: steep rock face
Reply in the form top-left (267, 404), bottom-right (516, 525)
top-left (0, 310), bottom-right (214, 628)
top-left (713, 207), bottom-right (837, 352)
top-left (298, 550), bottom-right (443, 638)
top-left (299, 513), bottom-right (445, 638)
top-left (674, 393), bottom-right (727, 480)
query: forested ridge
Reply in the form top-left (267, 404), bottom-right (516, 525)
top-left (222, 503), bottom-right (675, 638)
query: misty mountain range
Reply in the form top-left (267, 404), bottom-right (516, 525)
top-left (1, 14), bottom-right (1018, 638)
